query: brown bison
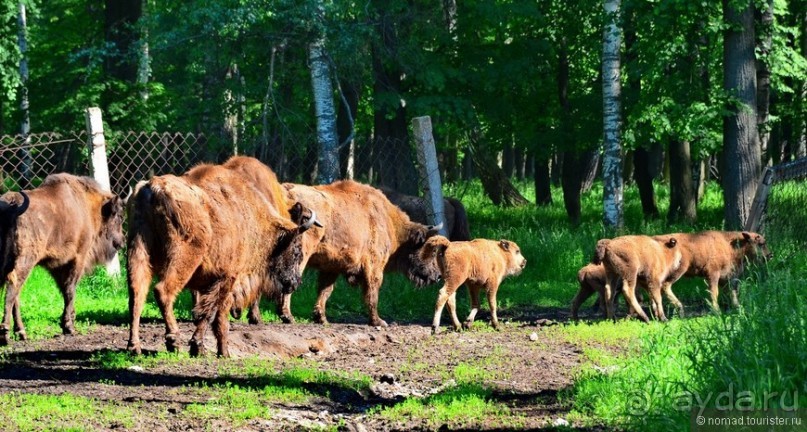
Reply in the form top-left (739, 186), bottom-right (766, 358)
top-left (0, 174), bottom-right (125, 345)
top-left (379, 187), bottom-right (471, 241)
top-left (277, 180), bottom-right (443, 327)
top-left (126, 162), bottom-right (319, 357)
top-left (659, 231), bottom-right (772, 312)
top-left (420, 236), bottom-right (526, 333)
top-left (593, 235), bottom-right (682, 323)
top-left (570, 263), bottom-right (648, 320)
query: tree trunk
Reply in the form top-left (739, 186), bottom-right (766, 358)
top-left (796, 5), bottom-right (807, 159)
top-left (503, 136), bottom-right (515, 178)
top-left (524, 150), bottom-right (535, 179)
top-left (17, 2), bottom-right (31, 189)
top-left (755, 0), bottom-right (774, 165)
top-left (309, 33), bottom-right (340, 184)
top-left (222, 63), bottom-right (239, 155)
top-left (137, 0), bottom-right (149, 100)
top-left (668, 139), bottom-right (697, 223)
top-left (633, 148), bottom-right (659, 218)
top-left (562, 151), bottom-right (594, 225)
top-left (580, 151), bottom-right (600, 193)
top-left (602, 0), bottom-right (624, 228)
top-left (371, 4), bottom-right (418, 194)
top-left (534, 155), bottom-right (552, 206)
top-left (722, 0), bottom-right (761, 229)
top-left (470, 124), bottom-right (529, 207)
top-left (104, 0), bottom-right (142, 82)
top-left (337, 79), bottom-right (360, 180)
top-left (515, 145), bottom-right (526, 180)
top-left (551, 152), bottom-right (563, 186)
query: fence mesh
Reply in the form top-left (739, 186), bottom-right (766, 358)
top-left (0, 130), bottom-right (432, 201)
top-left (747, 157), bottom-right (807, 261)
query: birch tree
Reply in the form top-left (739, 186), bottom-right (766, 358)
top-left (309, 3), bottom-right (339, 185)
top-left (602, 0), bottom-right (623, 228)
top-left (17, 1), bottom-right (31, 188)
top-left (722, 0), bottom-right (761, 229)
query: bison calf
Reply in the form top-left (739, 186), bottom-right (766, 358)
top-left (593, 235), bottom-right (682, 323)
top-left (421, 236), bottom-right (526, 333)
top-left (661, 231), bottom-right (772, 311)
top-left (0, 174), bottom-right (125, 345)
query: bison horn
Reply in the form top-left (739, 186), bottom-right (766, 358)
top-left (124, 186), bottom-right (134, 205)
top-left (429, 222), bottom-right (444, 232)
top-left (301, 210), bottom-right (323, 230)
top-left (15, 191), bottom-right (29, 215)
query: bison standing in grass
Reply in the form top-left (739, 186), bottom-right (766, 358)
top-left (126, 162), bottom-right (319, 357)
top-left (660, 231), bottom-right (772, 312)
top-left (593, 235), bottom-right (682, 323)
top-left (0, 174), bottom-right (125, 345)
top-left (278, 181), bottom-right (443, 327)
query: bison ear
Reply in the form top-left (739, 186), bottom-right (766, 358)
top-left (499, 240), bottom-right (510, 251)
top-left (742, 232), bottom-right (752, 242)
top-left (288, 202), bottom-right (304, 224)
top-left (666, 237), bottom-right (677, 248)
top-left (102, 196), bottom-right (123, 219)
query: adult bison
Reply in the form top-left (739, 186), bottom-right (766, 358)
top-left (379, 187), bottom-right (471, 241)
top-left (126, 162), bottom-right (320, 357)
top-left (276, 181), bottom-right (443, 327)
top-left (0, 174), bottom-right (125, 345)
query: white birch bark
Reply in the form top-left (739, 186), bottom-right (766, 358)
top-left (602, 0), bottom-right (623, 228)
top-left (309, 33), bottom-right (339, 184)
top-left (17, 2), bottom-right (32, 187)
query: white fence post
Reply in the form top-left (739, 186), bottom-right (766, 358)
top-left (412, 116), bottom-right (448, 237)
top-left (85, 107), bottom-right (121, 276)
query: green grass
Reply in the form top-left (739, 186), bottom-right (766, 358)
top-left (0, 392), bottom-right (137, 431)
top-left (4, 178), bottom-right (806, 430)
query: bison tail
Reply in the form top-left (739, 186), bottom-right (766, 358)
top-left (447, 197), bottom-right (471, 241)
top-left (592, 239), bottom-right (610, 265)
top-left (420, 235), bottom-right (451, 262)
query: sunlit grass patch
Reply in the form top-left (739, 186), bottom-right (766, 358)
top-left (0, 392), bottom-right (137, 431)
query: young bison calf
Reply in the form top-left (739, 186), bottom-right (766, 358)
top-left (593, 235), bottom-right (682, 323)
top-left (571, 263), bottom-right (648, 320)
top-left (421, 236), bottom-right (526, 333)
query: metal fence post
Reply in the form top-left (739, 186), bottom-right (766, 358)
top-left (412, 116), bottom-right (448, 236)
top-left (85, 107), bottom-right (121, 276)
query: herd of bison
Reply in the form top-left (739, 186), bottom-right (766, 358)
top-left (0, 156), bottom-right (772, 359)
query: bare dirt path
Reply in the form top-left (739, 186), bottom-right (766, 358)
top-left (0, 316), bottom-right (589, 431)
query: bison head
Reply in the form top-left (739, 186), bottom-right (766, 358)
top-left (500, 239), bottom-right (527, 276)
top-left (268, 202), bottom-right (322, 294)
top-left (0, 191), bottom-right (29, 272)
top-left (388, 222), bottom-right (444, 287)
top-left (99, 195), bottom-right (126, 261)
top-left (736, 231), bottom-right (773, 263)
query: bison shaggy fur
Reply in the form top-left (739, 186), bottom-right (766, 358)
top-left (0, 174), bottom-right (124, 345)
top-left (126, 162), bottom-right (318, 357)
top-left (420, 236), bottom-right (526, 333)
top-left (281, 180), bottom-right (442, 327)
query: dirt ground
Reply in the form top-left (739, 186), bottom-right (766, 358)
top-left (0, 310), bottom-right (591, 431)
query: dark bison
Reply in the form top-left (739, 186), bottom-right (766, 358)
top-left (275, 180), bottom-right (442, 327)
top-left (126, 162), bottom-right (319, 357)
top-left (379, 187), bottom-right (471, 241)
top-left (0, 174), bottom-right (125, 345)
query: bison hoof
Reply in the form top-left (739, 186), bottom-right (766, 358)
top-left (189, 341), bottom-right (205, 357)
top-left (0, 334), bottom-right (8, 346)
top-left (312, 312), bottom-right (328, 325)
top-left (63, 326), bottom-right (76, 336)
top-left (15, 331), bottom-right (27, 341)
top-left (230, 307), bottom-right (243, 320)
top-left (217, 349), bottom-right (230, 358)
top-left (462, 321), bottom-right (474, 330)
top-left (491, 323), bottom-right (501, 331)
top-left (279, 315), bottom-right (295, 325)
top-left (127, 344), bottom-right (142, 356)
top-left (431, 326), bottom-right (440, 335)
top-left (369, 318), bottom-right (388, 328)
top-left (165, 336), bottom-right (180, 353)
top-left (248, 314), bottom-right (263, 325)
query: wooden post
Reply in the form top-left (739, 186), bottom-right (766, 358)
top-left (85, 107), bottom-right (121, 276)
top-left (745, 166), bottom-right (775, 232)
top-left (412, 116), bottom-right (448, 236)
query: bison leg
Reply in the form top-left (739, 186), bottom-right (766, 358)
top-left (603, 273), bottom-right (617, 321)
top-left (127, 237), bottom-right (154, 355)
top-left (662, 282), bottom-right (685, 317)
top-left (276, 292), bottom-right (295, 324)
top-left (362, 272), bottom-right (387, 327)
top-left (1, 257), bottom-right (35, 346)
top-left (463, 283), bottom-right (482, 329)
top-left (486, 284), bottom-right (501, 330)
top-left (312, 272), bottom-right (339, 324)
top-left (646, 284), bottom-right (668, 322)
top-left (570, 281), bottom-right (597, 320)
top-left (621, 275), bottom-right (650, 323)
top-left (213, 283), bottom-right (236, 358)
top-left (247, 293), bottom-right (263, 325)
top-left (12, 297), bottom-right (25, 340)
top-left (707, 276), bottom-right (721, 311)
top-left (446, 291), bottom-right (462, 331)
top-left (156, 250), bottom-right (203, 353)
top-left (431, 284), bottom-right (456, 334)
top-left (52, 263), bottom-right (83, 335)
